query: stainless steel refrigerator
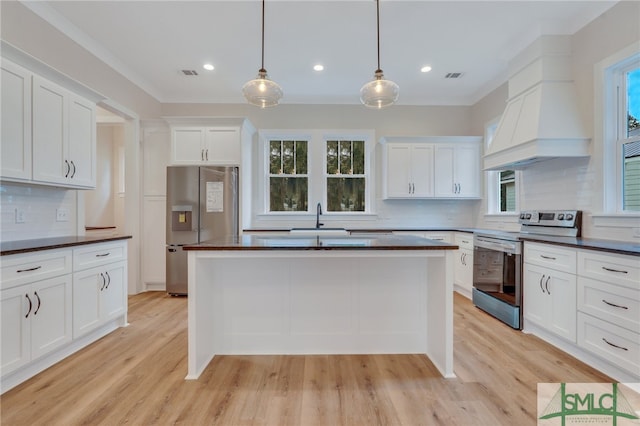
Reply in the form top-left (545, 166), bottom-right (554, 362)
top-left (166, 166), bottom-right (239, 295)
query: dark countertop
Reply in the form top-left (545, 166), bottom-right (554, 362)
top-left (184, 234), bottom-right (459, 251)
top-left (244, 228), bottom-right (640, 256)
top-left (1, 235), bottom-right (132, 256)
top-left (519, 234), bottom-right (640, 256)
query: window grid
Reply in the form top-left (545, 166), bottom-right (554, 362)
top-left (268, 140), bottom-right (309, 212)
top-left (325, 140), bottom-right (366, 212)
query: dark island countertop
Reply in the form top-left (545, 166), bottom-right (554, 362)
top-left (184, 234), bottom-right (459, 251)
top-left (1, 235), bottom-right (132, 256)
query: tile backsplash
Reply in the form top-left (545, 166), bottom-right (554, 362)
top-left (0, 182), bottom-right (77, 242)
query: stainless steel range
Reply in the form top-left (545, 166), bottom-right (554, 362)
top-left (472, 210), bottom-right (582, 329)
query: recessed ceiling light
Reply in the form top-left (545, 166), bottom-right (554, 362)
top-left (421, 65), bottom-right (432, 73)
top-left (203, 63), bottom-right (215, 71)
top-left (313, 64), bottom-right (324, 71)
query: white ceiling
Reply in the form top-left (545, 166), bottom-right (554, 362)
top-left (25, 0), bottom-right (617, 106)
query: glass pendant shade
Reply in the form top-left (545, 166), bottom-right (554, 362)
top-left (360, 69), bottom-right (399, 109)
top-left (243, 69), bottom-right (283, 108)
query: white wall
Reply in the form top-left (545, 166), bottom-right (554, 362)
top-left (84, 125), bottom-right (115, 227)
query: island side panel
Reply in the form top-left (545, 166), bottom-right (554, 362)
top-left (425, 250), bottom-right (455, 378)
top-left (186, 250), bottom-right (453, 380)
top-left (186, 251), bottom-right (216, 380)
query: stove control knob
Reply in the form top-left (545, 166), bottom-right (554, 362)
top-left (520, 213), bottom-right (526, 220)
top-left (557, 214), bottom-right (564, 220)
top-left (565, 213), bottom-right (573, 220)
top-left (525, 213), bottom-right (532, 219)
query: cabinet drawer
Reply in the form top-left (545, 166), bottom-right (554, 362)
top-left (577, 250), bottom-right (639, 290)
top-left (524, 242), bottom-right (576, 273)
top-left (1, 249), bottom-right (72, 290)
top-left (454, 233), bottom-right (473, 250)
top-left (73, 242), bottom-right (126, 271)
top-left (578, 277), bottom-right (640, 334)
top-left (577, 312), bottom-right (640, 377)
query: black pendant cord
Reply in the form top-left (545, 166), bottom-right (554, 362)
top-left (260, 0), bottom-right (266, 72)
top-left (376, 0), bottom-right (381, 73)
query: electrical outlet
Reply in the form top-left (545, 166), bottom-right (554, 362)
top-left (15, 209), bottom-right (25, 224)
top-left (633, 228), bottom-right (640, 238)
top-left (56, 208), bottom-right (70, 222)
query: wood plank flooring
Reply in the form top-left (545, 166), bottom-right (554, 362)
top-left (1, 291), bottom-right (631, 425)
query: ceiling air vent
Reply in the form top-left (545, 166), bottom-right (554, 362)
top-left (444, 72), bottom-right (464, 79)
top-left (181, 70), bottom-right (198, 76)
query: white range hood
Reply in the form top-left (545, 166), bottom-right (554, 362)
top-left (484, 36), bottom-right (591, 171)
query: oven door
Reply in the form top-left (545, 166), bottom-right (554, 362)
top-left (472, 235), bottom-right (522, 329)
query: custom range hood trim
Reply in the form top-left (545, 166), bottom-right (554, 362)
top-left (484, 36), bottom-right (591, 171)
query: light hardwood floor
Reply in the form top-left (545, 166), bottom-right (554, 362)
top-left (1, 291), bottom-right (630, 425)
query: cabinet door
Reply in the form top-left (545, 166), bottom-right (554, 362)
top-left (547, 271), bottom-right (577, 342)
top-left (205, 128), bottom-right (240, 164)
top-left (523, 264), bottom-right (548, 327)
top-left (67, 94), bottom-right (96, 188)
top-left (171, 127), bottom-right (205, 164)
top-left (0, 286), bottom-right (31, 376)
top-left (101, 262), bottom-right (126, 322)
top-left (30, 275), bottom-right (72, 360)
top-left (410, 145), bottom-right (434, 197)
top-left (434, 145), bottom-right (455, 197)
top-left (385, 144), bottom-right (412, 198)
top-left (455, 144), bottom-right (480, 197)
top-left (32, 76), bottom-right (68, 186)
top-left (1, 60), bottom-right (32, 181)
top-left (72, 268), bottom-right (102, 338)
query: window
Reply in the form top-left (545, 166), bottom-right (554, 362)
top-left (499, 170), bottom-right (516, 212)
top-left (485, 119), bottom-right (519, 214)
top-left (325, 140), bottom-right (366, 212)
top-left (268, 139), bottom-right (308, 212)
top-left (262, 130), bottom-right (373, 216)
top-left (619, 66), bottom-right (640, 211)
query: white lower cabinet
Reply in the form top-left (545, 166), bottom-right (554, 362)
top-left (1, 239), bottom-right (128, 393)
top-left (453, 233), bottom-right (473, 299)
top-left (524, 242), bottom-right (640, 382)
top-left (523, 263), bottom-right (576, 342)
top-left (1, 274), bottom-right (72, 377)
top-left (73, 261), bottom-right (126, 338)
top-left (576, 249), bottom-right (640, 379)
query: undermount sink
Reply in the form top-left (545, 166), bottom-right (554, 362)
top-left (289, 227), bottom-right (349, 235)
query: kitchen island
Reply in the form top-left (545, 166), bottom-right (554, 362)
top-left (183, 234), bottom-right (458, 380)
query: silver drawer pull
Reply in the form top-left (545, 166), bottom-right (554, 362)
top-left (95, 253), bottom-right (111, 258)
top-left (540, 255), bottom-right (556, 260)
top-left (17, 265), bottom-right (42, 273)
top-left (602, 299), bottom-right (628, 310)
top-left (602, 338), bottom-right (628, 351)
top-left (602, 266), bottom-right (628, 274)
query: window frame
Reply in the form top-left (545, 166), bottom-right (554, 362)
top-left (259, 129), bottom-right (375, 217)
top-left (600, 44), bottom-right (640, 216)
top-left (322, 135), bottom-right (371, 214)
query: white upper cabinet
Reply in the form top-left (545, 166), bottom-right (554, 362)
top-left (1, 60), bottom-right (32, 181)
top-left (171, 126), bottom-right (241, 165)
top-left (384, 143), bottom-right (434, 198)
top-left (381, 136), bottom-right (481, 200)
top-left (434, 142), bottom-right (481, 198)
top-left (32, 76), bottom-right (96, 189)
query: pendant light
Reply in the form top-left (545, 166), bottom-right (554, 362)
top-left (360, 0), bottom-right (399, 109)
top-left (242, 0), bottom-right (283, 108)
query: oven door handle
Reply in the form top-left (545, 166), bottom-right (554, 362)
top-left (474, 237), bottom-right (517, 253)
